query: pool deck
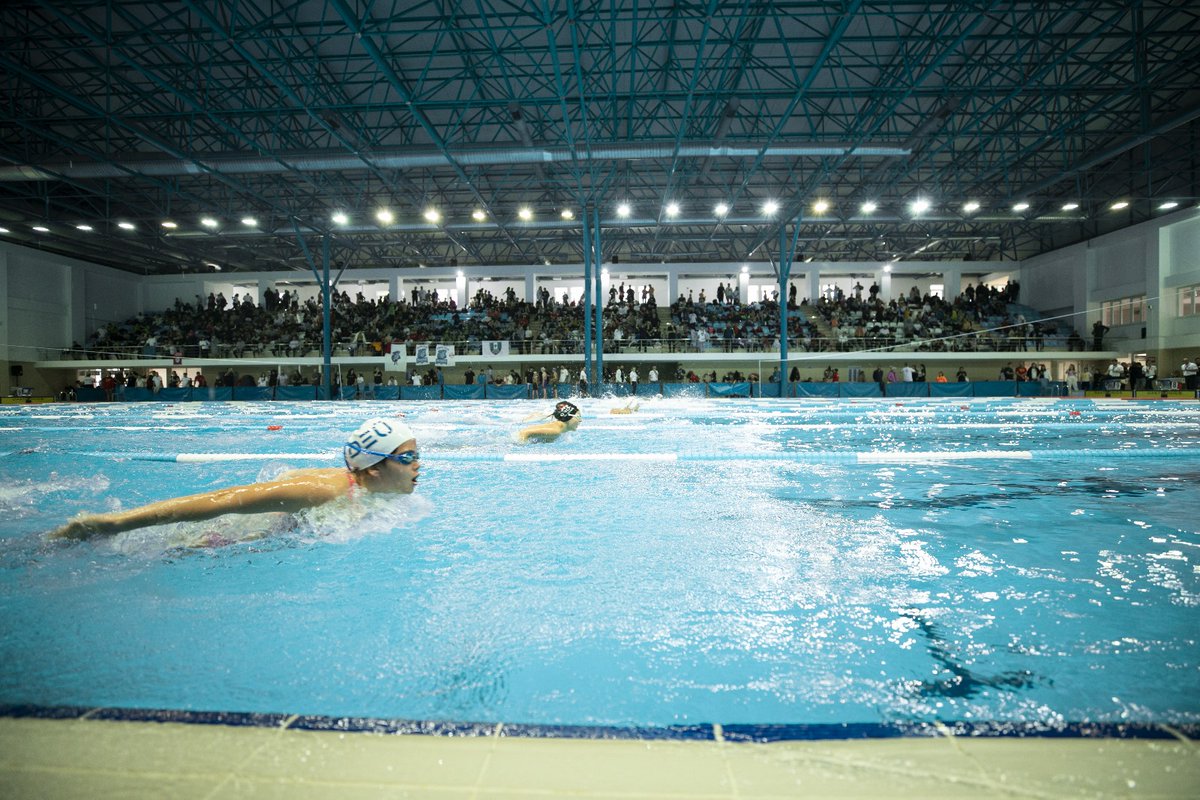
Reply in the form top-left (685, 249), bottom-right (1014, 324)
top-left (2, 716), bottom-right (1197, 799)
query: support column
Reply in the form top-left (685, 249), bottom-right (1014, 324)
top-left (941, 267), bottom-right (962, 299)
top-left (582, 211), bottom-right (593, 386)
top-left (878, 268), bottom-right (893, 301)
top-left (778, 225), bottom-right (794, 397)
top-left (524, 272), bottom-right (536, 304)
top-left (455, 272), bottom-right (466, 309)
top-left (807, 269), bottom-right (820, 305)
top-left (592, 206), bottom-right (604, 385)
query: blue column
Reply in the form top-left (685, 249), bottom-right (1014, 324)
top-left (592, 206), bottom-right (604, 386)
top-left (321, 236), bottom-right (332, 399)
top-left (778, 225), bottom-right (792, 397)
top-left (582, 211), bottom-right (593, 383)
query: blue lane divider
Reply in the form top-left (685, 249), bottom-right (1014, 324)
top-left (50, 448), bottom-right (1200, 464)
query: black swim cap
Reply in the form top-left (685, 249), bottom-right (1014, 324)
top-left (552, 401), bottom-right (580, 423)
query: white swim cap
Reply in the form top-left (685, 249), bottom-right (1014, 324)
top-left (344, 417), bottom-right (415, 470)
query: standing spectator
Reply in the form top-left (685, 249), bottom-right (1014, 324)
top-left (1092, 320), bottom-right (1110, 351)
top-left (1181, 356), bottom-right (1198, 391)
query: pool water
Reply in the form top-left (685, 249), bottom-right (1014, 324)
top-left (1, 398), bottom-right (1197, 730)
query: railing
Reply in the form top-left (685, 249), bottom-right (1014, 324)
top-left (51, 332), bottom-right (1094, 362)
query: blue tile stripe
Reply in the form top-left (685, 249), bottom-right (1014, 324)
top-left (0, 704), bottom-right (1191, 742)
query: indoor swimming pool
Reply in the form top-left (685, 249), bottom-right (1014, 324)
top-left (1, 397), bottom-right (1197, 739)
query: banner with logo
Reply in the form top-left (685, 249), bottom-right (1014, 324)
top-left (434, 344), bottom-right (455, 367)
top-left (384, 347), bottom-right (406, 372)
top-left (412, 344), bottom-right (430, 366)
top-left (482, 340), bottom-right (510, 357)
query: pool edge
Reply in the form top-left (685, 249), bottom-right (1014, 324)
top-left (1, 703), bottom-right (1193, 742)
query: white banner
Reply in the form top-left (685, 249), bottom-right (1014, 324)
top-left (434, 344), bottom-right (455, 367)
top-left (413, 344), bottom-right (430, 366)
top-left (482, 340), bottom-right (510, 357)
top-left (384, 347), bottom-right (406, 372)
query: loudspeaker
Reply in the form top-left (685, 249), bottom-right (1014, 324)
top-left (9, 365), bottom-right (22, 377)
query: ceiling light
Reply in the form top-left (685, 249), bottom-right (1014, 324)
top-left (962, 201), bottom-right (980, 213)
top-left (713, 202), bottom-right (729, 217)
top-left (1110, 201), bottom-right (1129, 211)
top-left (118, 221), bottom-right (136, 230)
top-left (423, 208), bottom-right (441, 223)
top-left (241, 217), bottom-right (257, 227)
top-left (375, 208), bottom-right (394, 224)
top-left (1158, 200), bottom-right (1179, 210)
top-left (200, 217), bottom-right (219, 228)
top-left (616, 203), bottom-right (632, 218)
top-left (860, 201), bottom-right (877, 214)
top-left (518, 207), bottom-right (533, 221)
top-left (1012, 201), bottom-right (1030, 212)
top-left (665, 202), bottom-right (680, 218)
top-left (1061, 202), bottom-right (1079, 211)
top-left (32, 225), bottom-right (49, 232)
top-left (762, 200), bottom-right (779, 215)
top-left (740, 265), bottom-right (749, 273)
top-left (331, 211), bottom-right (349, 225)
top-left (909, 198), bottom-right (931, 215)
top-left (471, 209), bottom-right (487, 221)
top-left (0, 227), bottom-right (9, 234)
top-left (812, 199), bottom-right (829, 214)
top-left (161, 221), bottom-right (177, 229)
top-left (560, 208), bottom-right (575, 220)
top-left (883, 263), bottom-right (893, 273)
top-left (75, 224), bottom-right (93, 232)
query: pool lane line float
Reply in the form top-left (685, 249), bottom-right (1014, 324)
top-left (59, 448), bottom-right (1200, 464)
top-left (267, 425), bottom-right (283, 430)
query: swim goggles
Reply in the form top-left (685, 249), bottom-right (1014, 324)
top-left (346, 445), bottom-right (420, 465)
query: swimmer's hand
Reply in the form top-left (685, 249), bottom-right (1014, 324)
top-left (49, 513), bottom-right (120, 540)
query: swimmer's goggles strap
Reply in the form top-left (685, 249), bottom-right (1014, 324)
top-left (346, 444), bottom-right (420, 465)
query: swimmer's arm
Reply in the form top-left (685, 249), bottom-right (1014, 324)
top-left (516, 421), bottom-right (562, 443)
top-left (50, 472), bottom-right (348, 540)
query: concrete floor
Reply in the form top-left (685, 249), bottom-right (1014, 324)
top-left (2, 716), bottom-right (1197, 799)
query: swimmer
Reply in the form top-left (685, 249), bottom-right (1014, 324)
top-left (517, 400), bottom-right (582, 443)
top-left (609, 401), bottom-right (640, 415)
top-left (49, 417), bottom-right (420, 540)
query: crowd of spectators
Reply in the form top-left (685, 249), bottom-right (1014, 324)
top-left (70, 275), bottom-right (1083, 362)
top-left (803, 279), bottom-right (1070, 352)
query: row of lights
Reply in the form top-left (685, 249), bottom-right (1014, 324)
top-left (0, 217), bottom-right (262, 235)
top-left (0, 198), bottom-right (1186, 238)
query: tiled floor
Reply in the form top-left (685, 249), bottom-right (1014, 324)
top-left (1, 717), bottom-right (1197, 798)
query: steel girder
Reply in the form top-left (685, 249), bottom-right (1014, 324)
top-left (0, 0), bottom-right (1197, 275)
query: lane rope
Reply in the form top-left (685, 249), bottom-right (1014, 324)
top-left (46, 448), bottom-right (1200, 464)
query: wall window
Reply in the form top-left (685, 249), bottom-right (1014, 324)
top-left (1100, 295), bottom-right (1146, 326)
top-left (1177, 284), bottom-right (1200, 317)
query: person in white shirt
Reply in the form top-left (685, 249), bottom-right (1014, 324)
top-left (901, 364), bottom-right (915, 382)
top-left (629, 367), bottom-right (639, 395)
top-left (648, 366), bottom-right (659, 383)
top-left (614, 366), bottom-right (625, 383)
top-left (1182, 357), bottom-right (1199, 391)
